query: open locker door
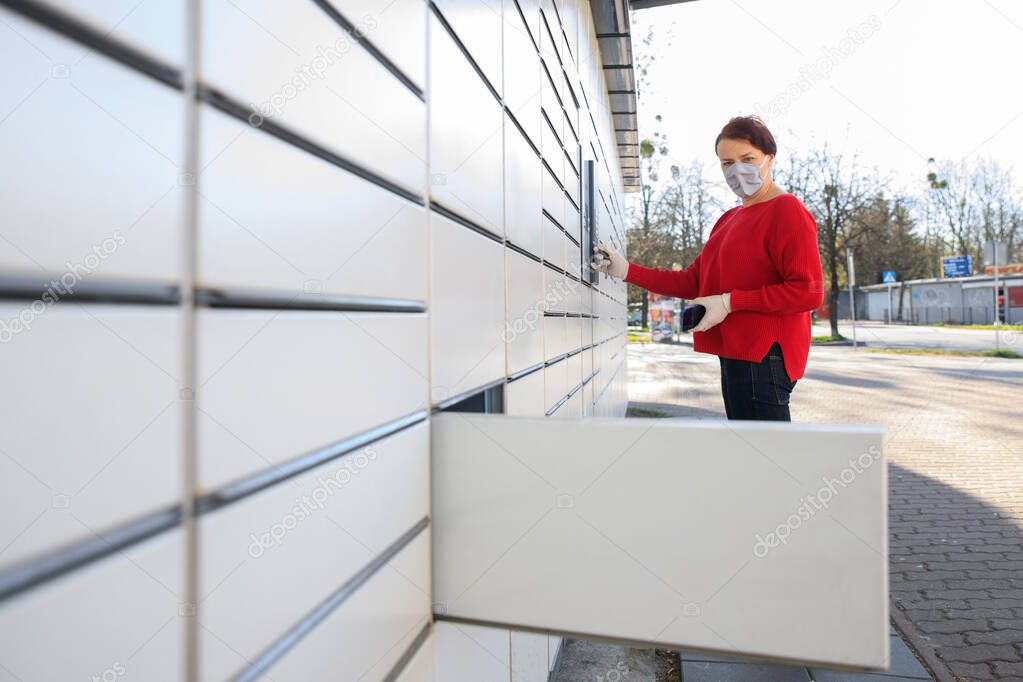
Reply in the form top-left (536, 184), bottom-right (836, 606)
top-left (431, 413), bottom-right (889, 671)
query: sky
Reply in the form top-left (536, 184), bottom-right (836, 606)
top-left (630, 0), bottom-right (1023, 201)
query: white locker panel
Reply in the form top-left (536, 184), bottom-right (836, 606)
top-left (565, 351), bottom-right (582, 393)
top-left (0, 530), bottom-right (181, 681)
top-left (543, 359), bottom-right (567, 413)
top-left (541, 164), bottom-right (564, 229)
top-left (197, 311), bottom-right (428, 491)
top-left (0, 305), bottom-right (179, 570)
top-left (198, 423), bottom-right (429, 679)
top-left (199, 106), bottom-right (427, 301)
top-left (43, 0), bottom-right (185, 66)
top-left (432, 415), bottom-right (888, 671)
top-left (430, 215), bottom-right (506, 404)
top-left (504, 120), bottom-right (542, 257)
top-left (327, 0), bottom-right (426, 88)
top-left (431, 0), bottom-right (503, 96)
top-left (542, 315), bottom-right (565, 362)
top-left (202, 0), bottom-right (426, 194)
top-left (263, 530), bottom-right (431, 681)
top-left (434, 622), bottom-right (510, 682)
top-left (542, 216), bottom-right (566, 273)
top-left (429, 15), bottom-right (504, 234)
top-left (503, 10), bottom-right (542, 146)
top-left (505, 370), bottom-right (545, 418)
top-left (0, 8), bottom-right (181, 283)
top-left (396, 632), bottom-right (435, 682)
top-left (505, 251), bottom-right (545, 374)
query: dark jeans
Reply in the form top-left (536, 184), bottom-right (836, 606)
top-left (718, 342), bottom-right (797, 421)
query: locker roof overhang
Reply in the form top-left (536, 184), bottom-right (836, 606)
top-left (588, 0), bottom-right (701, 193)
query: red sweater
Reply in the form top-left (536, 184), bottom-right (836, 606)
top-left (625, 193), bottom-right (824, 382)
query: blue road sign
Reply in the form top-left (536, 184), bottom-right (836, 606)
top-left (882, 271), bottom-right (896, 284)
top-left (942, 255), bottom-right (973, 278)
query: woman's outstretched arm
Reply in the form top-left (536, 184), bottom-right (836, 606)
top-left (624, 255), bottom-right (703, 300)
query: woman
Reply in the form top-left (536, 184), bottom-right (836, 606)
top-left (592, 115), bottom-right (824, 421)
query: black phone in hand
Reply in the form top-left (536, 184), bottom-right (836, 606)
top-left (681, 304), bottom-right (706, 332)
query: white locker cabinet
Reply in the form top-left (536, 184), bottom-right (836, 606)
top-left (505, 369), bottom-right (546, 418)
top-left (198, 423), bottom-right (428, 679)
top-left (0, 305), bottom-right (180, 571)
top-left (540, 114), bottom-right (564, 187)
top-left (504, 119), bottom-right (543, 258)
top-left (432, 415), bottom-right (888, 671)
top-left (543, 359), bottom-right (567, 414)
top-left (41, 0), bottom-right (185, 66)
top-left (326, 0), bottom-right (426, 88)
top-left (565, 349), bottom-right (582, 392)
top-left (505, 250), bottom-right (545, 374)
top-left (542, 315), bottom-right (566, 363)
top-left (199, 106), bottom-right (428, 301)
top-left (196, 310), bottom-right (428, 491)
top-left (430, 214), bottom-right (506, 403)
top-left (202, 0), bottom-right (426, 195)
top-left (0, 8), bottom-right (181, 284)
top-left (0, 530), bottom-right (181, 681)
top-left (262, 530), bottom-right (431, 681)
top-left (429, 14), bottom-right (504, 235)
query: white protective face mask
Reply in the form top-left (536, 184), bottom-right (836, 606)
top-left (723, 156), bottom-right (769, 198)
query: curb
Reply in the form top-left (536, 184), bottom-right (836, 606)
top-left (889, 600), bottom-right (957, 682)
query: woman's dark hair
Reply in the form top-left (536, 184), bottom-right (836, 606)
top-left (714, 115), bottom-right (777, 156)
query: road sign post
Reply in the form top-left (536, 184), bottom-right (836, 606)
top-left (984, 241), bottom-right (1008, 351)
top-left (882, 271), bottom-right (896, 324)
top-left (847, 249), bottom-right (857, 348)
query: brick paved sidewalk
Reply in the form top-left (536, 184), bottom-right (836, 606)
top-left (627, 341), bottom-right (1023, 681)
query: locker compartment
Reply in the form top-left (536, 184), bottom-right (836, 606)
top-left (541, 167), bottom-right (565, 232)
top-left (0, 530), bottom-right (181, 681)
top-left (198, 106), bottom-right (427, 301)
top-left (505, 250), bottom-right (545, 374)
top-left (564, 317), bottom-right (582, 356)
top-left (543, 357), bottom-right (567, 412)
top-left (565, 350), bottom-right (583, 393)
top-left (505, 369), bottom-right (545, 418)
top-left (198, 424), bottom-right (429, 680)
top-left (431, 414), bottom-right (888, 670)
top-left (262, 529), bottom-right (431, 681)
top-left (0, 8), bottom-right (181, 283)
top-left (504, 120), bottom-right (543, 258)
top-left (197, 310), bottom-right (428, 491)
top-left (430, 14), bottom-right (504, 234)
top-left (541, 215), bottom-right (566, 273)
top-left (540, 114), bottom-right (564, 186)
top-left (431, 0), bottom-right (503, 96)
top-left (44, 0), bottom-right (185, 66)
top-left (543, 315), bottom-right (566, 363)
top-left (397, 631), bottom-right (435, 681)
top-left (430, 214), bottom-right (506, 404)
top-left (0, 305), bottom-right (179, 570)
top-left (504, 11), bottom-right (542, 146)
top-left (327, 0), bottom-right (426, 87)
top-left (202, 0), bottom-right (426, 194)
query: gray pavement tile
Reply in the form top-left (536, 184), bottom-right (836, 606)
top-left (681, 661), bottom-right (811, 681)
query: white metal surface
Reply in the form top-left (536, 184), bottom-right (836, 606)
top-left (432, 414), bottom-right (888, 670)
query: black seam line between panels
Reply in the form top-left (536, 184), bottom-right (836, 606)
top-left (194, 288), bottom-right (426, 314)
top-left (0, 506), bottom-right (182, 604)
top-left (429, 202), bottom-right (503, 246)
top-left (431, 376), bottom-right (507, 413)
top-left (199, 86), bottom-right (424, 207)
top-left (0, 277), bottom-right (181, 305)
top-left (198, 410), bottom-right (429, 514)
top-left (308, 0), bottom-right (423, 100)
top-left (429, 2), bottom-right (500, 103)
top-left (511, 0), bottom-right (539, 54)
top-left (381, 623), bottom-right (433, 682)
top-left (505, 240), bottom-right (542, 265)
top-left (0, 0), bottom-right (183, 89)
top-left (508, 361), bottom-right (545, 382)
top-left (231, 517), bottom-right (431, 682)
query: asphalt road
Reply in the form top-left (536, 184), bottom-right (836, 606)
top-left (813, 320), bottom-right (1022, 353)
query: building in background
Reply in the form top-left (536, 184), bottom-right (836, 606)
top-left (0, 0), bottom-right (632, 679)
